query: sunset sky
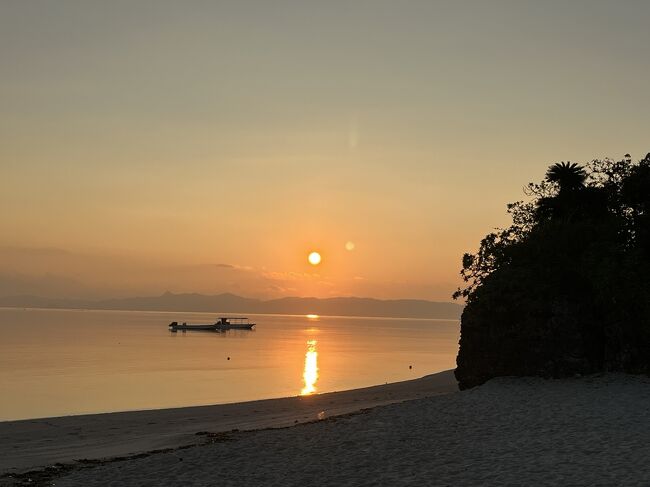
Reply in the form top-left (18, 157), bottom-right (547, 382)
top-left (2, 1), bottom-right (650, 300)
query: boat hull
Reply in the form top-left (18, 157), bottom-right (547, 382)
top-left (168, 322), bottom-right (255, 332)
top-left (216, 324), bottom-right (255, 330)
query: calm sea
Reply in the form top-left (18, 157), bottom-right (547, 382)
top-left (0, 308), bottom-right (459, 421)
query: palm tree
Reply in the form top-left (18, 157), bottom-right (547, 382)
top-left (545, 162), bottom-right (587, 192)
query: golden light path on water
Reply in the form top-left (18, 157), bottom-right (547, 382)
top-left (301, 339), bottom-right (319, 395)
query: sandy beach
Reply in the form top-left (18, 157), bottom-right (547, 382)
top-left (0, 370), bottom-right (457, 485)
top-left (5, 372), bottom-right (650, 486)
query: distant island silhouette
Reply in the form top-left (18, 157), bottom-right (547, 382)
top-left (455, 154), bottom-right (650, 389)
top-left (0, 292), bottom-right (462, 320)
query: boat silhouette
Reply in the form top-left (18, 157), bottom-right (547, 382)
top-left (169, 317), bottom-right (255, 332)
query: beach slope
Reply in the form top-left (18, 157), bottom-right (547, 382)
top-left (50, 373), bottom-right (650, 486)
top-left (0, 370), bottom-right (457, 476)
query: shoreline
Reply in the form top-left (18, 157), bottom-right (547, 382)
top-left (45, 374), bottom-right (650, 486)
top-left (0, 369), bottom-right (458, 475)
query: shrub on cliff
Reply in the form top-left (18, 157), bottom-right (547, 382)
top-left (454, 154), bottom-right (650, 389)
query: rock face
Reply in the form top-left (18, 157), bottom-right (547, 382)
top-left (454, 277), bottom-right (650, 390)
top-left (455, 296), bottom-right (594, 390)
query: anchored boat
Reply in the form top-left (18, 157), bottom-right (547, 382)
top-left (169, 317), bottom-right (255, 332)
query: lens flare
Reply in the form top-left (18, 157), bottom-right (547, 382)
top-left (301, 340), bottom-right (319, 395)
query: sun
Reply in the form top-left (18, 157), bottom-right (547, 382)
top-left (308, 251), bottom-right (321, 266)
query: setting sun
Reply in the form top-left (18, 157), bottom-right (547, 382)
top-left (308, 251), bottom-right (321, 266)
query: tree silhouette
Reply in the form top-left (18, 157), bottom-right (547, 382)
top-left (545, 162), bottom-right (587, 192)
top-left (454, 154), bottom-right (650, 390)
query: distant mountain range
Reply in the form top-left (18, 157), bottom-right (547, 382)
top-left (0, 292), bottom-right (463, 319)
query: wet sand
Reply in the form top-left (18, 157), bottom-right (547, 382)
top-left (0, 369), bottom-right (457, 477)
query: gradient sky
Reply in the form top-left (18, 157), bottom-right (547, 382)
top-left (2, 1), bottom-right (650, 300)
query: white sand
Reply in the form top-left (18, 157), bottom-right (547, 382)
top-left (47, 374), bottom-right (650, 486)
top-left (0, 370), bottom-right (457, 479)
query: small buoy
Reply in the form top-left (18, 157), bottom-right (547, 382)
top-left (227, 357), bottom-right (230, 361)
top-left (409, 365), bottom-right (412, 369)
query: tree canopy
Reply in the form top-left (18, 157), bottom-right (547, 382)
top-left (454, 154), bottom-right (650, 389)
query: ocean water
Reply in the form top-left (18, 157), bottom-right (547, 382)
top-left (0, 308), bottom-right (459, 421)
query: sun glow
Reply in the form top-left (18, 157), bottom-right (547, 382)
top-left (308, 251), bottom-right (321, 265)
top-left (301, 340), bottom-right (319, 395)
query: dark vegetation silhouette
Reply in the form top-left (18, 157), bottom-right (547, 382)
top-left (454, 153), bottom-right (650, 389)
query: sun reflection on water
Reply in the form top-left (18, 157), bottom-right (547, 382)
top-left (300, 340), bottom-right (319, 395)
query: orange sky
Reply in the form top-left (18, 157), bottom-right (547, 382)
top-left (2, 1), bottom-right (650, 300)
